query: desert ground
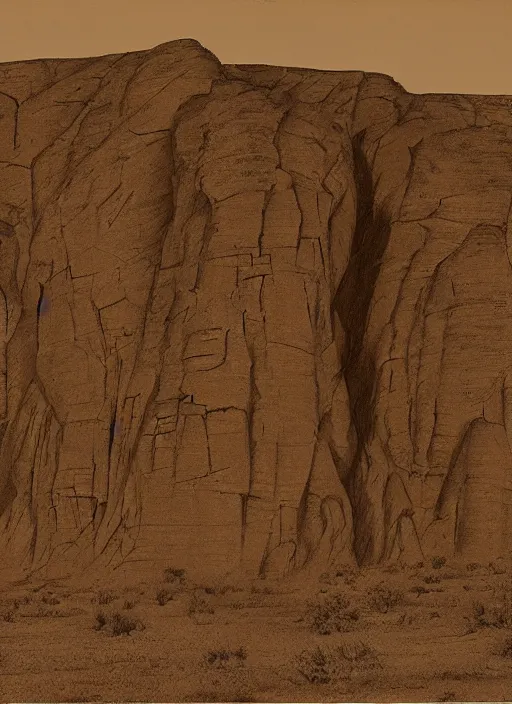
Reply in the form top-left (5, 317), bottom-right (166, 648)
top-left (1, 559), bottom-right (512, 702)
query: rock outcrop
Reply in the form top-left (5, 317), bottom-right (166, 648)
top-left (0, 39), bottom-right (511, 582)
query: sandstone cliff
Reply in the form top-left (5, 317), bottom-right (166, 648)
top-left (0, 39), bottom-right (511, 582)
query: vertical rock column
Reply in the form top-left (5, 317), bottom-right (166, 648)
top-left (242, 99), bottom-right (358, 577)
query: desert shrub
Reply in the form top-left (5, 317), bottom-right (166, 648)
top-left (34, 606), bottom-right (60, 617)
top-left (156, 588), bottom-right (173, 606)
top-left (498, 636), bottom-right (512, 658)
top-left (431, 556), bottom-right (446, 570)
top-left (94, 610), bottom-right (144, 636)
top-left (97, 590), bottom-right (116, 605)
top-left (41, 594), bottom-right (60, 605)
top-left (437, 691), bottom-right (457, 702)
top-left (296, 646), bottom-right (343, 684)
top-left (205, 647), bottom-right (247, 668)
top-left (94, 611), bottom-right (107, 630)
top-left (188, 593), bottom-right (215, 617)
top-left (466, 562), bottom-right (481, 572)
top-left (367, 584), bottom-right (404, 613)
top-left (305, 593), bottom-right (359, 635)
top-left (470, 598), bottom-right (512, 629)
top-left (424, 574), bottom-right (441, 584)
top-left (3, 610), bottom-right (15, 622)
top-left (163, 568), bottom-right (186, 587)
top-left (122, 600), bottom-right (136, 610)
top-left (335, 568), bottom-right (358, 585)
top-left (296, 642), bottom-right (380, 685)
top-left (110, 612), bottom-right (143, 636)
top-left (468, 580), bottom-right (512, 631)
top-left (490, 560), bottom-right (507, 575)
top-left (410, 585), bottom-right (429, 596)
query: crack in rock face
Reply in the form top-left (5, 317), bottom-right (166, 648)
top-left (0, 39), bottom-right (511, 582)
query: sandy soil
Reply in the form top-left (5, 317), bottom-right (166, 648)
top-left (1, 560), bottom-right (512, 702)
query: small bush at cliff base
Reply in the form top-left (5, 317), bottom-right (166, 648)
top-left (205, 647), bottom-right (247, 668)
top-left (424, 574), bottom-right (441, 584)
top-left (110, 612), bottom-right (143, 636)
top-left (431, 556), bottom-right (446, 570)
top-left (367, 584), bottom-right (404, 613)
top-left (468, 580), bottom-right (512, 630)
top-left (305, 593), bottom-right (359, 635)
top-left (498, 636), bottom-right (512, 658)
top-left (296, 642), bottom-right (380, 685)
top-left (96, 590), bottom-right (116, 605)
top-left (94, 611), bottom-right (107, 630)
top-left (41, 594), bottom-right (60, 605)
top-left (188, 593), bottom-right (215, 617)
top-left (163, 568), bottom-right (186, 586)
top-left (156, 588), bottom-right (173, 606)
top-left (94, 610), bottom-right (145, 636)
top-left (470, 598), bottom-right (512, 629)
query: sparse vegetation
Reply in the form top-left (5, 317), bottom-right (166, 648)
top-left (204, 646), bottom-right (247, 668)
top-left (156, 588), bottom-right (173, 606)
top-left (367, 584), bottom-right (404, 613)
top-left (41, 594), bottom-right (60, 605)
top-left (498, 635), bottom-right (512, 658)
top-left (296, 641), bottom-right (380, 685)
top-left (3, 610), bottom-right (15, 622)
top-left (470, 597), bottom-right (512, 629)
top-left (110, 612), bottom-right (144, 637)
top-left (97, 591), bottom-right (116, 605)
top-left (467, 580), bottom-right (512, 631)
top-left (424, 574), bottom-right (441, 584)
top-left (94, 610), bottom-right (144, 636)
top-left (466, 562), bottom-right (481, 572)
top-left (188, 593), bottom-right (215, 618)
top-left (94, 611), bottom-right (107, 630)
top-left (163, 568), bottom-right (186, 587)
top-left (431, 556), bottom-right (446, 570)
top-left (437, 690), bottom-right (457, 702)
top-left (305, 592), bottom-right (359, 635)
top-left (250, 584), bottom-right (273, 595)
top-left (335, 568), bottom-right (357, 585)
top-left (123, 600), bottom-right (136, 610)
top-left (489, 560), bottom-right (507, 575)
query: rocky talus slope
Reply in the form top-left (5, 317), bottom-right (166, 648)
top-left (0, 39), bottom-right (511, 582)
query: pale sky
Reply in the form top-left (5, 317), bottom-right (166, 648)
top-left (1, 0), bottom-right (510, 95)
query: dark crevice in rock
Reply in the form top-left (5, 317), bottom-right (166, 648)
top-left (332, 129), bottom-right (393, 565)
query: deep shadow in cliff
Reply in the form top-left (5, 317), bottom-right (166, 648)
top-left (332, 129), bottom-right (392, 565)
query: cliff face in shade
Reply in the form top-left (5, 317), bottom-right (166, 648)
top-left (0, 39), bottom-right (512, 582)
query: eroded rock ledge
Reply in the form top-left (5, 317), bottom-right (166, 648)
top-left (0, 39), bottom-right (511, 582)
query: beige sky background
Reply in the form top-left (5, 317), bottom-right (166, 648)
top-left (1, 0), bottom-right (510, 95)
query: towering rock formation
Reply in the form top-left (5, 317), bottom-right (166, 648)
top-left (0, 39), bottom-right (511, 582)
